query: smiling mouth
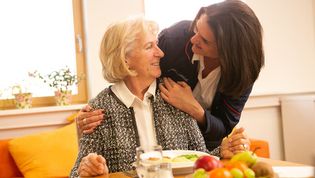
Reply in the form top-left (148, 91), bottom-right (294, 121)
top-left (152, 62), bottom-right (160, 67)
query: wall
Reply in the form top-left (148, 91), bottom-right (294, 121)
top-left (314, 0), bottom-right (315, 40)
top-left (82, 0), bottom-right (144, 99)
top-left (0, 104), bottom-right (84, 139)
top-left (246, 0), bottom-right (315, 95)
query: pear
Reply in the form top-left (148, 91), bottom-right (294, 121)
top-left (230, 151), bottom-right (257, 167)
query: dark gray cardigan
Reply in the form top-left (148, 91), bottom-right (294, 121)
top-left (70, 82), bottom-right (220, 177)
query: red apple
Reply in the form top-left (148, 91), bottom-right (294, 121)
top-left (193, 155), bottom-right (223, 172)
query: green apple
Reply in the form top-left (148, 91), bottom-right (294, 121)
top-left (230, 151), bottom-right (257, 167)
top-left (230, 168), bottom-right (244, 178)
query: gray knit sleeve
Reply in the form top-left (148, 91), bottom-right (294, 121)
top-left (184, 115), bottom-right (208, 152)
top-left (208, 146), bottom-right (221, 158)
top-left (70, 127), bottom-right (104, 178)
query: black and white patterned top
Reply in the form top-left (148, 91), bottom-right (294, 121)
top-left (70, 81), bottom-right (220, 177)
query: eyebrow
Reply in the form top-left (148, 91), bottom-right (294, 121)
top-left (195, 25), bottom-right (212, 44)
top-left (144, 40), bottom-right (158, 46)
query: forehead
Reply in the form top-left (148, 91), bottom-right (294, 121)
top-left (196, 14), bottom-right (216, 43)
top-left (128, 31), bottom-right (156, 56)
top-left (138, 30), bottom-right (157, 45)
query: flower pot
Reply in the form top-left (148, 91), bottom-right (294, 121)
top-left (54, 90), bottom-right (72, 106)
top-left (14, 93), bottom-right (32, 109)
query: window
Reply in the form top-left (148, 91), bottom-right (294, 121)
top-left (144, 0), bottom-right (224, 31)
top-left (0, 0), bottom-right (87, 109)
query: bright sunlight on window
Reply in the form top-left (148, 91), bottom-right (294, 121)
top-left (144, 0), bottom-right (224, 31)
top-left (0, 0), bottom-right (77, 100)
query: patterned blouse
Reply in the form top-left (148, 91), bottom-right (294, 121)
top-left (70, 81), bottom-right (220, 177)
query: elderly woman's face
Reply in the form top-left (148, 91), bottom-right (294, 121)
top-left (126, 31), bottom-right (164, 81)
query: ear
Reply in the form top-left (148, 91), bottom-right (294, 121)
top-left (124, 53), bottom-right (129, 62)
top-left (124, 57), bottom-right (130, 69)
top-left (124, 58), bottom-right (129, 64)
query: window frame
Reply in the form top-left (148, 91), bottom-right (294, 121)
top-left (0, 0), bottom-right (87, 109)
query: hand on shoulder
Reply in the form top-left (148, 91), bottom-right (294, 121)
top-left (76, 105), bottom-right (104, 135)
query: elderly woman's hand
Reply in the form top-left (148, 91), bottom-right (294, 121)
top-left (220, 127), bottom-right (251, 159)
top-left (76, 105), bottom-right (104, 135)
top-left (78, 153), bottom-right (108, 176)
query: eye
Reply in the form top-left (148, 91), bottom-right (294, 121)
top-left (145, 42), bottom-right (154, 50)
top-left (202, 38), bottom-right (209, 44)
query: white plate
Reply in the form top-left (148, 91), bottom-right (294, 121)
top-left (162, 150), bottom-right (219, 175)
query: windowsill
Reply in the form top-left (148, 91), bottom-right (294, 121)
top-left (0, 104), bottom-right (85, 117)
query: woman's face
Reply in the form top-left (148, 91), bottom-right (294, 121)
top-left (126, 31), bottom-right (164, 81)
top-left (191, 14), bottom-right (218, 60)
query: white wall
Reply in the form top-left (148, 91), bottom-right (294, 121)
top-left (246, 0), bottom-right (315, 95)
top-left (82, 0), bottom-right (144, 99)
top-left (0, 104), bottom-right (84, 139)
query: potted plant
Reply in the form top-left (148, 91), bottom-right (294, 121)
top-left (29, 66), bottom-right (82, 106)
top-left (11, 85), bottom-right (32, 109)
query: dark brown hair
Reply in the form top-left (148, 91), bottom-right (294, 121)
top-left (191, 0), bottom-right (264, 97)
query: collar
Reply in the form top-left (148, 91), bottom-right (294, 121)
top-left (192, 54), bottom-right (204, 63)
top-left (111, 80), bottom-right (157, 108)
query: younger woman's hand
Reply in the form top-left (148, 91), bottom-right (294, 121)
top-left (76, 105), bottom-right (104, 135)
top-left (220, 127), bottom-right (251, 158)
top-left (159, 77), bottom-right (205, 124)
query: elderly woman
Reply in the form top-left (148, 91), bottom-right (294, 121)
top-left (70, 17), bottom-right (249, 177)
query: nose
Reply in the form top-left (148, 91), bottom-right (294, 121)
top-left (154, 45), bottom-right (164, 58)
top-left (190, 33), bottom-right (200, 45)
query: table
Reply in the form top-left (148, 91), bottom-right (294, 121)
top-left (258, 158), bottom-right (315, 178)
top-left (89, 158), bottom-right (315, 178)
